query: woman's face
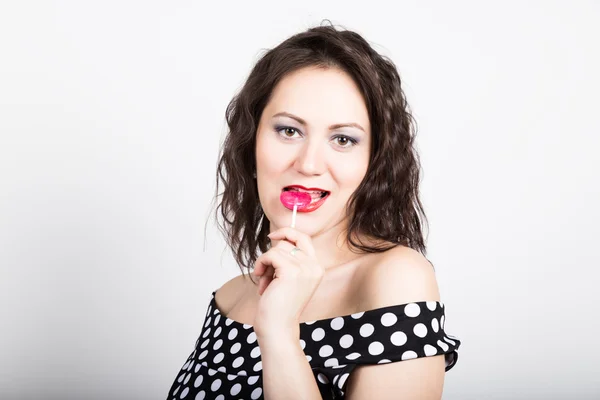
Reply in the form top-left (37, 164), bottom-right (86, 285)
top-left (255, 66), bottom-right (371, 236)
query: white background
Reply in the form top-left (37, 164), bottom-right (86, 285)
top-left (1, 1), bottom-right (599, 399)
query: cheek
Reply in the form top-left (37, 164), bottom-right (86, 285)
top-left (256, 132), bottom-right (291, 171)
top-left (335, 155), bottom-right (369, 185)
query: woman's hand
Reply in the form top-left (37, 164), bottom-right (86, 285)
top-left (252, 226), bottom-right (325, 340)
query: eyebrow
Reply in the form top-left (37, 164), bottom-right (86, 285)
top-left (272, 111), bottom-right (366, 133)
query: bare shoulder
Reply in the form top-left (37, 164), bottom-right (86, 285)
top-left (357, 245), bottom-right (441, 310)
top-left (214, 272), bottom-right (257, 315)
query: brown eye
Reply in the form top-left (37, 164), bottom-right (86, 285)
top-left (275, 126), bottom-right (301, 139)
top-left (333, 134), bottom-right (358, 148)
top-left (284, 127), bottom-right (297, 137)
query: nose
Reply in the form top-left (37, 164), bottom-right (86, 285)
top-left (292, 136), bottom-right (327, 176)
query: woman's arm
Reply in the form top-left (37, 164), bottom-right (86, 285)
top-left (257, 329), bottom-right (323, 400)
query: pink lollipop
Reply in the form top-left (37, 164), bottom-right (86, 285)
top-left (280, 190), bottom-right (311, 209)
top-left (280, 191), bottom-right (311, 228)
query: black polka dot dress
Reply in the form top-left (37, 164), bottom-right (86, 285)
top-left (167, 291), bottom-right (461, 399)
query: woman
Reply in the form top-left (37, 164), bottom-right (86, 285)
top-left (167, 21), bottom-right (461, 400)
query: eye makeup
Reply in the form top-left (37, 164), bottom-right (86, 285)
top-left (273, 125), bottom-right (359, 148)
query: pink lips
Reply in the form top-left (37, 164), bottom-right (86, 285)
top-left (280, 190), bottom-right (329, 212)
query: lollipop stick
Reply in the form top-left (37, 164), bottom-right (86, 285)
top-left (291, 203), bottom-right (298, 228)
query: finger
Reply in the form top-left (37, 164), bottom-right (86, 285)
top-left (258, 274), bottom-right (270, 295)
top-left (253, 253), bottom-right (270, 276)
top-left (258, 265), bottom-right (275, 295)
top-left (267, 227), bottom-right (315, 257)
top-left (273, 239), bottom-right (297, 252)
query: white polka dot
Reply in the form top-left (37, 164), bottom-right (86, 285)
top-left (214, 315), bottom-right (221, 325)
top-left (225, 318), bottom-right (233, 326)
top-left (210, 378), bottom-right (221, 391)
top-left (368, 341), bottom-right (384, 356)
top-left (250, 346), bottom-right (261, 358)
top-left (213, 339), bottom-right (223, 350)
top-left (194, 364), bottom-right (201, 373)
top-left (247, 332), bottom-right (257, 344)
top-left (226, 374), bottom-right (237, 381)
top-left (339, 334), bottom-right (354, 348)
top-left (251, 387), bottom-right (263, 399)
top-left (381, 312), bottom-right (397, 327)
top-left (232, 356), bottom-right (244, 368)
top-left (299, 339), bottom-right (306, 350)
top-left (173, 385), bottom-right (180, 396)
top-left (304, 320), bottom-right (317, 325)
top-left (330, 317), bottom-right (344, 330)
top-left (248, 376), bottom-right (259, 385)
top-left (212, 353), bottom-right (224, 364)
top-left (230, 383), bottom-right (242, 395)
top-left (184, 373), bottom-right (191, 384)
top-left (243, 323), bottom-right (252, 329)
top-left (195, 390), bottom-right (205, 400)
top-left (217, 366), bottom-right (226, 373)
top-left (345, 352), bottom-right (361, 360)
top-left (177, 373), bottom-right (185, 383)
top-left (319, 345), bottom-right (334, 357)
top-left (179, 387), bottom-right (189, 398)
top-left (238, 370), bottom-right (247, 376)
top-left (378, 359), bottom-right (391, 364)
top-left (405, 303), bottom-right (421, 317)
top-left (426, 301), bottom-right (437, 311)
top-left (202, 328), bottom-right (211, 338)
top-left (401, 350), bottom-right (418, 360)
top-left (194, 375), bottom-right (203, 388)
top-left (215, 395), bottom-right (224, 400)
top-left (317, 373), bottom-right (329, 384)
top-left (337, 373), bottom-right (349, 389)
top-left (359, 323), bottom-right (374, 337)
top-left (198, 350), bottom-right (208, 360)
top-left (207, 368), bottom-right (217, 376)
top-left (444, 336), bottom-right (456, 345)
top-left (441, 315), bottom-right (445, 329)
top-left (182, 361), bottom-right (190, 370)
top-left (414, 323), bottom-right (428, 338)
top-left (228, 328), bottom-right (238, 340)
top-left (351, 311), bottom-right (364, 319)
top-left (312, 328), bottom-right (325, 341)
top-left (187, 361), bottom-right (194, 371)
top-left (213, 326), bottom-right (222, 337)
top-left (200, 339), bottom-right (210, 349)
top-left (324, 358), bottom-right (339, 367)
top-left (390, 331), bottom-right (407, 346)
top-left (306, 355), bottom-right (312, 362)
top-left (204, 317), bottom-right (212, 328)
top-left (253, 361), bottom-right (262, 371)
top-left (201, 361), bottom-right (207, 367)
top-left (424, 344), bottom-right (438, 356)
top-left (230, 342), bottom-right (241, 354)
top-left (431, 318), bottom-right (439, 332)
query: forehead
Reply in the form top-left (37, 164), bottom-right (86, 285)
top-left (264, 67), bottom-right (371, 133)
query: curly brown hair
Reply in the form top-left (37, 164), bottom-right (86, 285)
top-left (204, 20), bottom-right (431, 282)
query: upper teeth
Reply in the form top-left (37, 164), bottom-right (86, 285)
top-left (286, 188), bottom-right (326, 195)
top-left (287, 188), bottom-right (326, 194)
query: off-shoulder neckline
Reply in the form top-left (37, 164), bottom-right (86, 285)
top-left (209, 290), bottom-right (444, 329)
